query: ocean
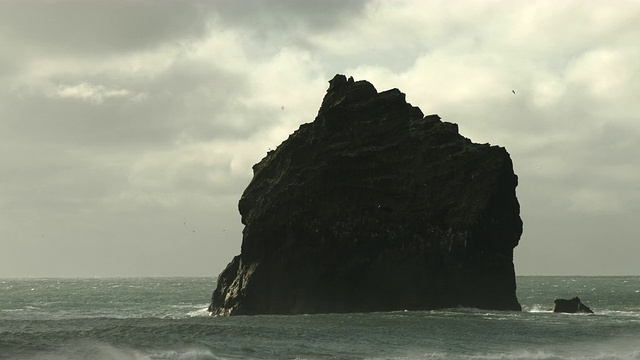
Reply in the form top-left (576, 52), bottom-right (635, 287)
top-left (1, 276), bottom-right (639, 360)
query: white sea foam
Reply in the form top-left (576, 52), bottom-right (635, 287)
top-left (187, 305), bottom-right (211, 318)
top-left (525, 304), bottom-right (553, 313)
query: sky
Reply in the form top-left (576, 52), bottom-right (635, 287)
top-left (1, 0), bottom-right (638, 278)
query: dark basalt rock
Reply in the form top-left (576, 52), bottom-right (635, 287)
top-left (209, 74), bottom-right (523, 315)
top-left (553, 297), bottom-right (594, 314)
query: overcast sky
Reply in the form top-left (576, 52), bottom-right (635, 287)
top-left (1, 0), bottom-right (638, 278)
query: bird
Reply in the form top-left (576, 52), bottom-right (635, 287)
top-left (512, 90), bottom-right (516, 94)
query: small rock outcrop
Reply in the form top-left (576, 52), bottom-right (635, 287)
top-left (553, 297), bottom-right (594, 314)
top-left (209, 74), bottom-right (523, 315)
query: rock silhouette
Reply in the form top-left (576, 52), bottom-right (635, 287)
top-left (553, 297), bottom-right (594, 314)
top-left (209, 74), bottom-right (523, 315)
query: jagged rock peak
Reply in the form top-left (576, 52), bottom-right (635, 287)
top-left (316, 74), bottom-right (424, 131)
top-left (320, 74), bottom-right (376, 110)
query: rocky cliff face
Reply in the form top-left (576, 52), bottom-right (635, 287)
top-left (209, 74), bottom-right (523, 315)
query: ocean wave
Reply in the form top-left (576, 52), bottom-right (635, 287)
top-left (10, 345), bottom-right (640, 360)
top-left (148, 348), bottom-right (222, 360)
top-left (11, 340), bottom-right (233, 360)
top-left (523, 305), bottom-right (640, 319)
top-left (11, 340), bottom-right (148, 360)
top-left (598, 309), bottom-right (640, 318)
top-left (366, 349), bottom-right (640, 360)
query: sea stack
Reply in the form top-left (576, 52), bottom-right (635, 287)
top-left (209, 74), bottom-right (523, 315)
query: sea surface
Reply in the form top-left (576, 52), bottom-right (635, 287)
top-left (1, 276), bottom-right (639, 360)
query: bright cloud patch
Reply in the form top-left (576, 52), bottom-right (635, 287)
top-left (54, 82), bottom-right (147, 103)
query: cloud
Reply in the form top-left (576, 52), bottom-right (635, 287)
top-left (52, 82), bottom-right (147, 103)
top-left (1, 0), bottom-right (639, 276)
top-left (210, 0), bottom-right (369, 34)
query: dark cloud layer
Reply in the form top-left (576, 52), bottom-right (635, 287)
top-left (0, 1), bottom-right (213, 55)
top-left (212, 0), bottom-right (368, 32)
